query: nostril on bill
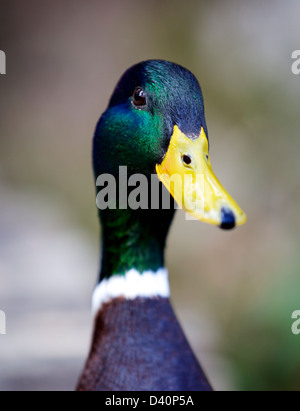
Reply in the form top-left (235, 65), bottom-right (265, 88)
top-left (220, 207), bottom-right (236, 230)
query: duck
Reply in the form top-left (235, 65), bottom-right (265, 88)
top-left (76, 60), bottom-right (246, 391)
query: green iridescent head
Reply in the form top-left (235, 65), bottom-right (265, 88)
top-left (93, 60), bottom-right (208, 178)
top-left (93, 60), bottom-right (246, 230)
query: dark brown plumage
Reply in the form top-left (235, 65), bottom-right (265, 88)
top-left (77, 298), bottom-right (211, 391)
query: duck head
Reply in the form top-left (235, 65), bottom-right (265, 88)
top-left (93, 60), bottom-right (246, 230)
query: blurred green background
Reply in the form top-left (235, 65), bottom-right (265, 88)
top-left (0, 0), bottom-right (300, 391)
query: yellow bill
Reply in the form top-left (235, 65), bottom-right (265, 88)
top-left (156, 125), bottom-right (246, 229)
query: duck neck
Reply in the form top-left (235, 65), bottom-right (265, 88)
top-left (99, 207), bottom-right (175, 281)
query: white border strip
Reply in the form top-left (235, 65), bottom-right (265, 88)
top-left (92, 268), bottom-right (170, 315)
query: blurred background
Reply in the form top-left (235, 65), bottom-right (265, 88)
top-left (0, 0), bottom-right (300, 391)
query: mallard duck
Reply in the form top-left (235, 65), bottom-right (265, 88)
top-left (76, 60), bottom-right (246, 391)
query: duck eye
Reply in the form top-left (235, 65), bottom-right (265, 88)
top-left (132, 87), bottom-right (147, 108)
top-left (182, 154), bottom-right (192, 166)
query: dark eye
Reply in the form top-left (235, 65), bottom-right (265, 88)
top-left (182, 154), bottom-right (192, 166)
top-left (132, 87), bottom-right (147, 108)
